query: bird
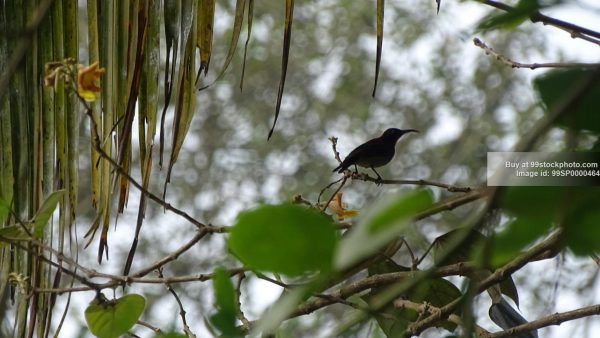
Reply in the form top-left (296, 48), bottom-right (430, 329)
top-left (332, 128), bottom-right (418, 181)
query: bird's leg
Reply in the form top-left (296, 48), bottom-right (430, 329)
top-left (353, 164), bottom-right (359, 174)
top-left (371, 167), bottom-right (383, 183)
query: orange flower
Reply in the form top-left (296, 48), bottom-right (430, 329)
top-left (77, 62), bottom-right (106, 102)
top-left (326, 192), bottom-right (359, 221)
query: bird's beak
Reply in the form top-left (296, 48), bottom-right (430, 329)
top-left (405, 129), bottom-right (419, 134)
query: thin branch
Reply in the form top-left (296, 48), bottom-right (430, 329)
top-left (359, 173), bottom-right (473, 193)
top-left (236, 273), bottom-right (251, 330)
top-left (320, 177), bottom-right (348, 212)
top-left (415, 188), bottom-right (490, 220)
top-left (317, 176), bottom-right (345, 206)
top-left (34, 268), bottom-right (246, 293)
top-left (329, 136), bottom-right (342, 164)
top-left (158, 269), bottom-right (196, 338)
top-left (130, 230), bottom-right (208, 278)
top-left (136, 320), bottom-right (162, 335)
top-left (484, 303), bottom-right (600, 338)
top-left (473, 38), bottom-right (600, 69)
top-left (481, 0), bottom-right (600, 45)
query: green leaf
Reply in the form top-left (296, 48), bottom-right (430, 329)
top-left (335, 189), bottom-right (433, 269)
top-left (500, 186), bottom-right (600, 256)
top-left (432, 228), bottom-right (486, 266)
top-left (478, 0), bottom-right (540, 31)
top-left (85, 293), bottom-right (146, 338)
top-left (499, 186), bottom-right (563, 223)
top-left (0, 225), bottom-right (30, 246)
top-left (209, 268), bottom-right (241, 337)
top-left (228, 204), bottom-right (337, 276)
top-left (32, 190), bottom-right (64, 239)
top-left (491, 216), bottom-right (551, 266)
top-left (534, 69), bottom-right (600, 133)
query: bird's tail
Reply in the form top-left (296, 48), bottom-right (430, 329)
top-left (332, 163), bottom-right (344, 173)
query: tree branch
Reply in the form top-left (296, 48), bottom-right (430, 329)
top-left (484, 303), bottom-right (600, 338)
top-left (481, 0), bottom-right (600, 45)
top-left (407, 231), bottom-right (562, 336)
top-left (473, 37), bottom-right (600, 69)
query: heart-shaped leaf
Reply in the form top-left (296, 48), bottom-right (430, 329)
top-left (85, 293), bottom-right (146, 338)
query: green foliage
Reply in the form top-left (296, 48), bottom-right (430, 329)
top-left (228, 203), bottom-right (337, 276)
top-left (209, 268), bottom-right (242, 337)
top-left (535, 69), bottom-right (600, 133)
top-left (499, 186), bottom-right (600, 257)
top-left (84, 293), bottom-right (146, 338)
top-left (561, 187), bottom-right (600, 255)
top-left (154, 334), bottom-right (187, 338)
top-left (335, 189), bottom-right (434, 269)
top-left (0, 190), bottom-right (64, 246)
top-left (491, 216), bottom-right (551, 265)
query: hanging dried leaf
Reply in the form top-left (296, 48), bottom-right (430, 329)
top-left (373, 0), bottom-right (384, 97)
top-left (268, 0), bottom-right (295, 140)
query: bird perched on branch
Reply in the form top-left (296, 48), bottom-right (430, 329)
top-left (333, 128), bottom-right (418, 181)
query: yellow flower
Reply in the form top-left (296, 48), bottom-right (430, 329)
top-left (77, 62), bottom-right (106, 102)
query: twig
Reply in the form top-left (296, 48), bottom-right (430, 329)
top-left (158, 269), bottom-right (196, 338)
top-left (329, 137), bottom-right (342, 163)
top-left (320, 177), bottom-right (348, 212)
top-left (393, 299), bottom-right (489, 336)
top-left (317, 177), bottom-right (345, 206)
top-left (236, 273), bottom-right (251, 330)
top-left (136, 320), bottom-right (162, 334)
top-left (473, 38), bottom-right (600, 69)
top-left (130, 230), bottom-right (208, 278)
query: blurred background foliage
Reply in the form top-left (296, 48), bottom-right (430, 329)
top-left (1, 0), bottom-right (599, 337)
